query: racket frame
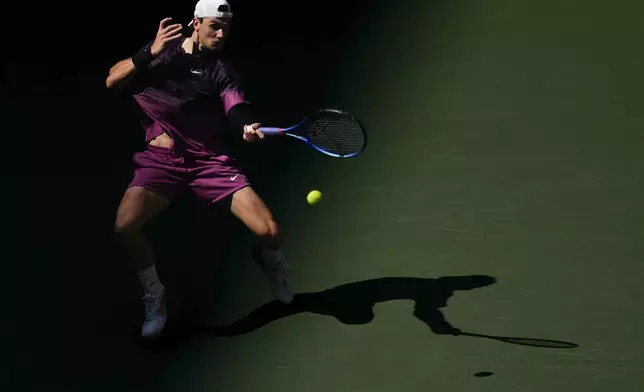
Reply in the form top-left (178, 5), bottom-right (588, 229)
top-left (259, 108), bottom-right (367, 158)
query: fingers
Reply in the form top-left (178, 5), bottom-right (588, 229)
top-left (163, 24), bottom-right (183, 36)
top-left (151, 18), bottom-right (182, 56)
top-left (159, 17), bottom-right (173, 30)
top-left (158, 25), bottom-right (183, 45)
top-left (159, 17), bottom-right (181, 35)
top-left (243, 125), bottom-right (265, 142)
top-left (243, 133), bottom-right (258, 142)
top-left (167, 33), bottom-right (183, 41)
top-left (243, 133), bottom-right (260, 142)
top-left (249, 123), bottom-right (264, 139)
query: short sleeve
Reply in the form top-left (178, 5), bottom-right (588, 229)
top-left (216, 62), bottom-right (250, 114)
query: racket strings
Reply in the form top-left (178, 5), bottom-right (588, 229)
top-left (307, 114), bottom-right (365, 156)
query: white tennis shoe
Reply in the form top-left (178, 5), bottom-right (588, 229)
top-left (141, 290), bottom-right (167, 338)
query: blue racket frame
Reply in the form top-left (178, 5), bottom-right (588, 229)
top-left (259, 110), bottom-right (367, 158)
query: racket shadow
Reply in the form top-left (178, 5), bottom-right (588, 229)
top-left (456, 332), bottom-right (578, 349)
top-left (149, 275), bottom-right (577, 350)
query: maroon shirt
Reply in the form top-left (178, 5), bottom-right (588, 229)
top-left (130, 38), bottom-right (248, 157)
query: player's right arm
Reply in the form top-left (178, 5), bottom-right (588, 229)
top-left (105, 18), bottom-right (182, 90)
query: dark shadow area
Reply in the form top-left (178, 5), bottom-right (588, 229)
top-left (143, 275), bottom-right (578, 350)
top-left (3, 3), bottom-right (360, 386)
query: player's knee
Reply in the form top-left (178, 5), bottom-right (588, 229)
top-left (268, 219), bottom-right (280, 240)
top-left (256, 219), bottom-right (280, 242)
top-left (114, 213), bottom-right (141, 236)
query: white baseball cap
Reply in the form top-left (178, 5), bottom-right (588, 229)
top-left (188, 0), bottom-right (233, 26)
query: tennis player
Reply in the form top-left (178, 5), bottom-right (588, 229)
top-left (106, 0), bottom-right (293, 338)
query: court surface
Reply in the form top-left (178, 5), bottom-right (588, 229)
top-left (7, 1), bottom-right (644, 391)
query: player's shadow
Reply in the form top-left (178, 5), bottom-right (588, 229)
top-left (150, 275), bottom-right (578, 350)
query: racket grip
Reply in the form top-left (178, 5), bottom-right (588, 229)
top-left (259, 127), bottom-right (284, 135)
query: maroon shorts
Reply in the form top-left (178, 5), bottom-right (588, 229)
top-left (128, 145), bottom-right (250, 205)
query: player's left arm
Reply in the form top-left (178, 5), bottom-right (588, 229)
top-left (216, 63), bottom-right (264, 142)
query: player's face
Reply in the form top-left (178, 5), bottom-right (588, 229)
top-left (194, 17), bottom-right (231, 51)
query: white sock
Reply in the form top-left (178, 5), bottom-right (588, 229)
top-left (138, 265), bottom-right (164, 295)
top-left (262, 246), bottom-right (284, 268)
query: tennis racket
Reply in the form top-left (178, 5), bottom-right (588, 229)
top-left (259, 108), bottom-right (367, 158)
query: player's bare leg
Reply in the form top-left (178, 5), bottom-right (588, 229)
top-left (230, 186), bottom-right (293, 304)
top-left (115, 186), bottom-right (171, 337)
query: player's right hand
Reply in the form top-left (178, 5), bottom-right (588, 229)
top-left (242, 123), bottom-right (265, 143)
top-left (150, 18), bottom-right (183, 57)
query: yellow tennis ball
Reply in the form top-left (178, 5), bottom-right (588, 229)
top-left (307, 190), bottom-right (322, 205)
